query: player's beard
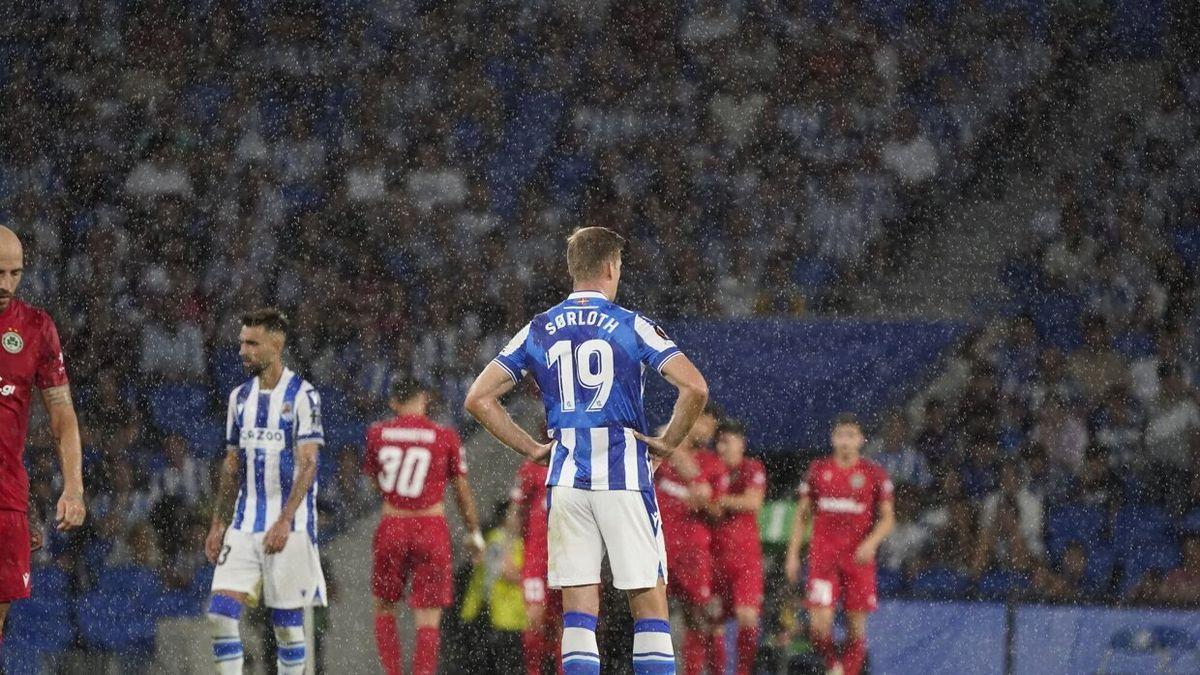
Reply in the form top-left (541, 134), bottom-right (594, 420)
top-left (243, 358), bottom-right (266, 376)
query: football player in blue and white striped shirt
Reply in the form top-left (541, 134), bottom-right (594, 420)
top-left (466, 227), bottom-right (709, 675)
top-left (204, 309), bottom-right (326, 675)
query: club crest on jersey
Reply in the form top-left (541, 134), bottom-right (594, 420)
top-left (2, 330), bottom-right (22, 354)
top-left (280, 402), bottom-right (294, 422)
top-left (850, 473), bottom-right (865, 490)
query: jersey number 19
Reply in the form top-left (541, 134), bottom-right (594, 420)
top-left (547, 339), bottom-right (614, 413)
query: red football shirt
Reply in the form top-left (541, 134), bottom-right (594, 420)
top-left (715, 457), bottom-right (767, 553)
top-left (799, 457), bottom-right (893, 554)
top-left (364, 414), bottom-right (466, 511)
top-left (511, 461), bottom-right (549, 575)
top-left (0, 299), bottom-right (68, 514)
top-left (656, 449), bottom-right (728, 546)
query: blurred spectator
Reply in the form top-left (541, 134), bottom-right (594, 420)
top-left (1066, 317), bottom-right (1128, 405)
top-left (138, 296), bottom-right (206, 382)
top-left (1089, 388), bottom-right (1146, 474)
top-left (868, 411), bottom-right (933, 494)
top-left (976, 463), bottom-right (1044, 569)
top-left (147, 435), bottom-right (208, 509)
top-left (1144, 364), bottom-right (1200, 473)
top-left (1155, 534), bottom-right (1200, 608)
top-left (1030, 396), bottom-right (1089, 474)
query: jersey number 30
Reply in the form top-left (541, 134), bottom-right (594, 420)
top-left (547, 339), bottom-right (614, 413)
top-left (378, 446), bottom-right (432, 497)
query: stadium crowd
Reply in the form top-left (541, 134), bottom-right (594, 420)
top-left (869, 67), bottom-right (1200, 607)
top-left (0, 0), bottom-right (1196, 670)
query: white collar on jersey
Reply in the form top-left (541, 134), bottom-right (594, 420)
top-left (567, 291), bottom-right (608, 301)
top-left (252, 367), bottom-right (294, 393)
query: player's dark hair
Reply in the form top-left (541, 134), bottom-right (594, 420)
top-left (566, 226), bottom-right (625, 281)
top-left (831, 412), bottom-right (863, 432)
top-left (389, 376), bottom-right (426, 403)
top-left (716, 418), bottom-right (747, 438)
top-left (240, 307), bottom-right (289, 336)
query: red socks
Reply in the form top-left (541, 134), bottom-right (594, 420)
top-left (374, 613), bottom-right (403, 675)
top-left (683, 629), bottom-right (706, 675)
top-left (842, 637), bottom-right (866, 675)
top-left (735, 625), bottom-right (759, 675)
top-left (813, 633), bottom-right (838, 669)
top-left (707, 630), bottom-right (726, 675)
top-left (413, 627), bottom-right (440, 675)
top-left (524, 625), bottom-right (547, 675)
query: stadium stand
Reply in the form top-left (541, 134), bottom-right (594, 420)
top-left (0, 0), bottom-right (1198, 671)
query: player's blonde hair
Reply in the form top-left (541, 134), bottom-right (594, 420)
top-left (566, 226), bottom-right (625, 282)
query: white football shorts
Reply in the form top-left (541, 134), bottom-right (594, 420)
top-left (547, 486), bottom-right (668, 591)
top-left (211, 529), bottom-right (327, 608)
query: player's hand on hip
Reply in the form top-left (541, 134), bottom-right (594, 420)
top-left (263, 518), bottom-right (292, 554)
top-left (853, 541), bottom-right (877, 565)
top-left (55, 492), bottom-right (86, 531)
top-left (632, 431), bottom-right (676, 460)
top-left (528, 441), bottom-right (555, 467)
top-left (784, 552), bottom-right (802, 586)
top-left (205, 522), bottom-right (227, 564)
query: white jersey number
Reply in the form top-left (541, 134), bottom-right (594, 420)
top-left (547, 339), bottom-right (614, 413)
top-left (377, 446), bottom-right (433, 497)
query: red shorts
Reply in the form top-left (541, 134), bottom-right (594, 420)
top-left (665, 537), bottom-right (712, 607)
top-left (805, 548), bottom-right (877, 612)
top-left (714, 549), bottom-right (764, 615)
top-left (371, 516), bottom-right (452, 608)
top-left (523, 534), bottom-right (550, 604)
top-left (0, 511), bottom-right (31, 602)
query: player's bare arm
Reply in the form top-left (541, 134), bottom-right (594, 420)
top-left (720, 485), bottom-right (765, 514)
top-left (633, 354), bottom-right (708, 459)
top-left (785, 495), bottom-right (812, 585)
top-left (853, 499), bottom-right (895, 565)
top-left (264, 440), bottom-right (319, 554)
top-left (464, 362), bottom-right (554, 463)
top-left (451, 475), bottom-right (485, 558)
top-left (206, 446), bottom-right (242, 563)
top-left (41, 383), bottom-right (84, 530)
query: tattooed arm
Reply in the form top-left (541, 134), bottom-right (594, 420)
top-left (40, 384), bottom-right (84, 530)
top-left (206, 447), bottom-right (241, 563)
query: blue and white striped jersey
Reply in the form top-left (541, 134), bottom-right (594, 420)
top-left (493, 291), bottom-right (683, 492)
top-left (224, 368), bottom-right (324, 537)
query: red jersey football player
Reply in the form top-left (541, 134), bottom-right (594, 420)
top-left (712, 419), bottom-right (766, 675)
top-left (655, 405), bottom-right (727, 675)
top-left (511, 459), bottom-right (562, 675)
top-left (785, 413), bottom-right (894, 675)
top-left (364, 378), bottom-right (484, 675)
top-left (0, 225), bottom-right (85, 646)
